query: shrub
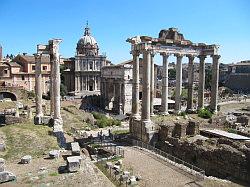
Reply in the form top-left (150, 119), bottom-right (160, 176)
top-left (198, 108), bottom-right (212, 119)
top-left (92, 112), bottom-right (121, 128)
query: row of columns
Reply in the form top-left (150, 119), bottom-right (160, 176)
top-left (131, 49), bottom-right (220, 124)
top-left (75, 75), bottom-right (98, 91)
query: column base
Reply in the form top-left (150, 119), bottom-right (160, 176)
top-left (34, 115), bottom-right (51, 125)
top-left (150, 113), bottom-right (155, 117)
top-left (131, 113), bottom-right (141, 120)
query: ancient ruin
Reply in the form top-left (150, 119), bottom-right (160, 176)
top-left (127, 28), bottom-right (220, 143)
top-left (34, 39), bottom-right (63, 130)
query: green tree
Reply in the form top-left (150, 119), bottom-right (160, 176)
top-left (169, 69), bottom-right (176, 79)
top-left (205, 67), bottom-right (212, 90)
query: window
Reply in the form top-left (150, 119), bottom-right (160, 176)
top-left (4, 70), bottom-right (8, 74)
top-left (128, 75), bottom-right (130, 79)
top-left (32, 65), bottom-right (35, 71)
top-left (43, 66), bottom-right (47, 71)
top-left (22, 75), bottom-right (25, 80)
top-left (89, 62), bottom-right (93, 70)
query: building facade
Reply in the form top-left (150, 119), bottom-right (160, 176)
top-left (0, 54), bottom-right (51, 94)
top-left (225, 61), bottom-right (250, 93)
top-left (73, 25), bottom-right (111, 94)
top-left (101, 63), bottom-right (133, 114)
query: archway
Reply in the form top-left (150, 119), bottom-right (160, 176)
top-left (0, 92), bottom-right (17, 101)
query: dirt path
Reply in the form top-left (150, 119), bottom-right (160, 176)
top-left (122, 146), bottom-right (195, 187)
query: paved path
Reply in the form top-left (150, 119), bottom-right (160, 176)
top-left (122, 146), bottom-right (197, 187)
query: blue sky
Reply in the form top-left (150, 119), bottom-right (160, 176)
top-left (0, 0), bottom-right (249, 64)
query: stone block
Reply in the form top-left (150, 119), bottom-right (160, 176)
top-left (0, 143), bottom-right (5, 152)
top-left (173, 122), bottom-right (187, 138)
top-left (21, 155), bottom-right (32, 164)
top-left (0, 158), bottom-right (5, 172)
top-left (0, 171), bottom-right (16, 183)
top-left (49, 150), bottom-right (60, 159)
top-left (129, 176), bottom-right (137, 185)
top-left (106, 162), bottom-right (113, 169)
top-left (71, 142), bottom-right (80, 156)
top-left (67, 156), bottom-right (82, 172)
top-left (186, 121), bottom-right (199, 136)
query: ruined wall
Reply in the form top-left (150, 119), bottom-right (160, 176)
top-left (159, 137), bottom-right (250, 183)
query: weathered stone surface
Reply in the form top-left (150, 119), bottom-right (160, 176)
top-left (21, 155), bottom-right (32, 164)
top-left (0, 158), bottom-right (5, 172)
top-left (0, 143), bottom-right (5, 152)
top-left (49, 150), bottom-right (60, 159)
top-left (67, 156), bottom-right (82, 172)
top-left (71, 142), bottom-right (80, 156)
top-left (186, 121), bottom-right (199, 136)
top-left (5, 116), bottom-right (24, 125)
top-left (173, 122), bottom-right (187, 138)
top-left (161, 136), bottom-right (250, 183)
top-left (0, 171), bottom-right (16, 183)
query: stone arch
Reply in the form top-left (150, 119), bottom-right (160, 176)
top-left (0, 91), bottom-right (17, 101)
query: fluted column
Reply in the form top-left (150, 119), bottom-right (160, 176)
top-left (34, 54), bottom-right (43, 118)
top-left (160, 53), bottom-right (169, 115)
top-left (150, 53), bottom-right (155, 116)
top-left (131, 50), bottom-right (140, 118)
top-left (49, 39), bottom-right (62, 125)
top-left (141, 50), bottom-right (151, 123)
top-left (198, 55), bottom-right (206, 109)
top-left (187, 55), bottom-right (195, 111)
top-left (175, 54), bottom-right (183, 113)
top-left (210, 55), bottom-right (220, 112)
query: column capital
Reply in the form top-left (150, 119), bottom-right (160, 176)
top-left (186, 54), bottom-right (195, 61)
top-left (131, 50), bottom-right (140, 56)
top-left (198, 55), bottom-right (207, 60)
top-left (211, 54), bottom-right (221, 60)
top-left (174, 53), bottom-right (184, 58)
top-left (160, 52), bottom-right (170, 57)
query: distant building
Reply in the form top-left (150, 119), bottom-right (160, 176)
top-left (101, 63), bottom-right (133, 114)
top-left (0, 53), bottom-right (51, 94)
top-left (64, 24), bottom-right (111, 95)
top-left (225, 60), bottom-right (250, 93)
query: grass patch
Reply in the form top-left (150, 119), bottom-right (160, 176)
top-left (0, 122), bottom-right (59, 160)
top-left (49, 172), bottom-right (59, 177)
top-left (112, 129), bottom-right (129, 135)
top-left (198, 108), bottom-right (212, 119)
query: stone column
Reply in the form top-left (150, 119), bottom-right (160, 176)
top-left (150, 53), bottom-right (155, 116)
top-left (49, 39), bottom-right (63, 127)
top-left (141, 50), bottom-right (151, 123)
top-left (160, 53), bottom-right (169, 115)
top-left (34, 53), bottom-right (43, 124)
top-left (210, 55), bottom-right (220, 112)
top-left (50, 55), bottom-right (54, 117)
top-left (118, 83), bottom-right (123, 114)
top-left (175, 54), bottom-right (183, 113)
top-left (187, 55), bottom-right (195, 111)
top-left (198, 55), bottom-right (206, 109)
top-left (131, 51), bottom-right (140, 118)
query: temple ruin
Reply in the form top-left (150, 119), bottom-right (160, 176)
top-left (34, 39), bottom-right (63, 131)
top-left (127, 28), bottom-right (220, 143)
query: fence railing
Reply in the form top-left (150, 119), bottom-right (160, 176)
top-left (132, 139), bottom-right (205, 180)
top-left (96, 142), bottom-right (125, 162)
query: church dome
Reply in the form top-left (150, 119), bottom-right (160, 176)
top-left (76, 24), bottom-right (99, 56)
